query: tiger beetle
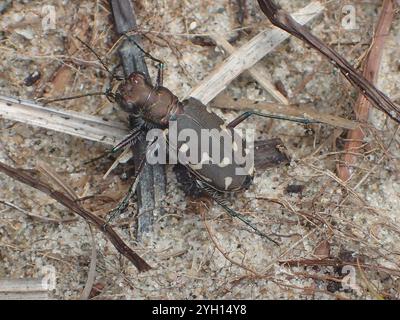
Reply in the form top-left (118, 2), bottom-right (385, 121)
top-left (46, 36), bottom-right (319, 245)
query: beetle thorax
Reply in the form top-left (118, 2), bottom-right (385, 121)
top-left (117, 72), bottom-right (182, 127)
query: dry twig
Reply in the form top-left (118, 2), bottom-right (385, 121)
top-left (111, 0), bottom-right (167, 237)
top-left (257, 0), bottom-right (400, 124)
top-left (190, 1), bottom-right (324, 104)
top-left (337, 0), bottom-right (396, 181)
top-left (0, 161), bottom-right (151, 272)
top-left (209, 33), bottom-right (289, 105)
top-left (0, 199), bottom-right (74, 224)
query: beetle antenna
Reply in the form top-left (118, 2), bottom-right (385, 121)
top-left (42, 92), bottom-right (112, 105)
top-left (75, 37), bottom-right (123, 81)
top-left (122, 34), bottom-right (164, 66)
top-left (122, 34), bottom-right (164, 86)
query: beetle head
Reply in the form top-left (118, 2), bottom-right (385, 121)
top-left (115, 72), bottom-right (153, 115)
top-left (115, 72), bottom-right (182, 127)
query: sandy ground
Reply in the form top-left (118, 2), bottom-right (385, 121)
top-left (0, 0), bottom-right (399, 299)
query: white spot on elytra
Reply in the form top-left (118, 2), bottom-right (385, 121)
top-left (189, 21), bottom-right (197, 30)
top-left (219, 157), bottom-right (231, 168)
top-left (201, 152), bottom-right (211, 163)
top-left (190, 163), bottom-right (202, 170)
top-left (225, 177), bottom-right (233, 190)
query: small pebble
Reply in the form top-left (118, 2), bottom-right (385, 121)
top-left (24, 70), bottom-right (41, 86)
top-left (189, 21), bottom-right (197, 30)
top-left (15, 28), bottom-right (35, 40)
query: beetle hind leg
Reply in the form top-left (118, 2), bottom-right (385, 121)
top-left (200, 183), bottom-right (279, 245)
top-left (227, 111), bottom-right (320, 129)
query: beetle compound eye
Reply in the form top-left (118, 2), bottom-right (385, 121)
top-left (115, 93), bottom-right (135, 113)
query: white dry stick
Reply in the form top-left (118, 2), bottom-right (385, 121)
top-left (210, 33), bottom-right (290, 105)
top-left (0, 278), bottom-right (50, 300)
top-left (0, 95), bottom-right (128, 145)
top-left (103, 146), bottom-right (133, 179)
top-left (189, 1), bottom-right (324, 104)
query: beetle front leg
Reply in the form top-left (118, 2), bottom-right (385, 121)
top-left (106, 137), bottom-right (156, 222)
top-left (84, 126), bottom-right (143, 165)
top-left (123, 33), bottom-right (165, 87)
top-left (227, 111), bottom-right (320, 128)
top-left (106, 153), bottom-right (146, 222)
top-left (111, 127), bottom-right (143, 153)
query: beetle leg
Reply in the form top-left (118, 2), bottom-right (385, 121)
top-left (106, 138), bottom-right (156, 222)
top-left (123, 34), bottom-right (165, 86)
top-left (111, 127), bottom-right (143, 153)
top-left (216, 198), bottom-right (279, 246)
top-left (227, 111), bottom-right (320, 128)
top-left (201, 183), bottom-right (279, 245)
top-left (83, 125), bottom-right (142, 165)
top-left (156, 62), bottom-right (164, 87)
top-left (106, 154), bottom-right (146, 222)
top-left (75, 36), bottom-right (117, 79)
